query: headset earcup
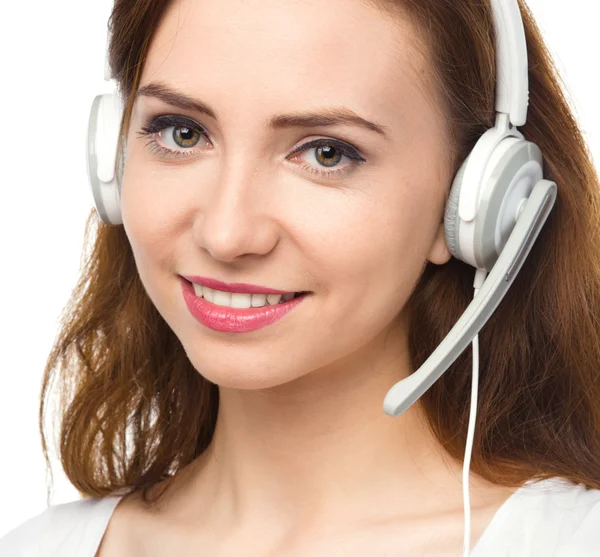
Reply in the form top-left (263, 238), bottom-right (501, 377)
top-left (444, 136), bottom-right (543, 271)
top-left (444, 153), bottom-right (471, 263)
top-left (472, 139), bottom-right (543, 270)
top-left (86, 92), bottom-right (124, 225)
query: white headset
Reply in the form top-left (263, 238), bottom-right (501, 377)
top-left (86, 1), bottom-right (557, 555)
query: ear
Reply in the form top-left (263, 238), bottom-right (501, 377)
top-left (427, 221), bottom-right (452, 265)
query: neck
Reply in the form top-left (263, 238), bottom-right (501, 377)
top-left (153, 322), bottom-right (500, 538)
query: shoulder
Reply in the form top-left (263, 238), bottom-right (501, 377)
top-left (0, 495), bottom-right (125, 557)
top-left (484, 477), bottom-right (600, 556)
top-left (528, 478), bottom-right (600, 555)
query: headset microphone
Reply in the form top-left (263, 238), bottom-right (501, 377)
top-left (383, 176), bottom-right (556, 417)
top-left (382, 0), bottom-right (557, 426)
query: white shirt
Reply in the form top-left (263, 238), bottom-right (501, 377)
top-left (1, 477), bottom-right (599, 556)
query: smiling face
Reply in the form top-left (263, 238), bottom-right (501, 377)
top-left (121, 0), bottom-right (453, 389)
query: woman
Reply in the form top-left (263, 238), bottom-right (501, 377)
top-left (2, 0), bottom-right (600, 555)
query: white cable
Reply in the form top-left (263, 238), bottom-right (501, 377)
top-left (462, 267), bottom-right (488, 557)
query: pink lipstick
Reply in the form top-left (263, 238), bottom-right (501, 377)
top-left (180, 277), bottom-right (310, 333)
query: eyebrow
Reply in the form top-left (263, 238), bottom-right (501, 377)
top-left (135, 81), bottom-right (390, 140)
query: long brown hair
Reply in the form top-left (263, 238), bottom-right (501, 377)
top-left (39, 0), bottom-right (600, 507)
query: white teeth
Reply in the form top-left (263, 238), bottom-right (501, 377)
top-left (266, 294), bottom-right (283, 306)
top-left (251, 293), bottom-right (267, 307)
top-left (192, 283), bottom-right (296, 309)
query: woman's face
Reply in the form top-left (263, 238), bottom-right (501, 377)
top-left (122, 0), bottom-right (453, 389)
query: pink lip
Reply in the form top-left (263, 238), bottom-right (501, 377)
top-left (181, 275), bottom-right (297, 295)
top-left (180, 277), bottom-right (309, 333)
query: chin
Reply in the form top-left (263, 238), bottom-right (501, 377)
top-left (185, 352), bottom-right (307, 391)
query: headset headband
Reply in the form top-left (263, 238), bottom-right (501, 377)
top-left (491, 0), bottom-right (529, 126)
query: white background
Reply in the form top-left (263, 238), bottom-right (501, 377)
top-left (1, 0), bottom-right (599, 538)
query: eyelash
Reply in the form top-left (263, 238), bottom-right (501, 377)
top-left (135, 115), bottom-right (366, 179)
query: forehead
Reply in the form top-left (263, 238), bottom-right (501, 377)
top-left (139, 0), bottom-right (436, 135)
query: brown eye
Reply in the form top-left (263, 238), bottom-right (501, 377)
top-left (171, 126), bottom-right (202, 148)
top-left (286, 137), bottom-right (366, 178)
top-left (314, 145), bottom-right (343, 167)
top-left (138, 115), bottom-right (211, 159)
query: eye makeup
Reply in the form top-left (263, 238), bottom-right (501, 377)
top-left (135, 114), bottom-right (367, 179)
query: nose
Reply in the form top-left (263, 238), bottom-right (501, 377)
top-left (192, 165), bottom-right (280, 262)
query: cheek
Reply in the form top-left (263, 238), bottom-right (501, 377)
top-left (120, 153), bottom-right (182, 257)
top-left (309, 185), bottom-right (440, 289)
top-left (120, 199), bottom-right (174, 296)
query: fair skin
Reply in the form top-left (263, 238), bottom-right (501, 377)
top-left (98, 0), bottom-right (519, 555)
